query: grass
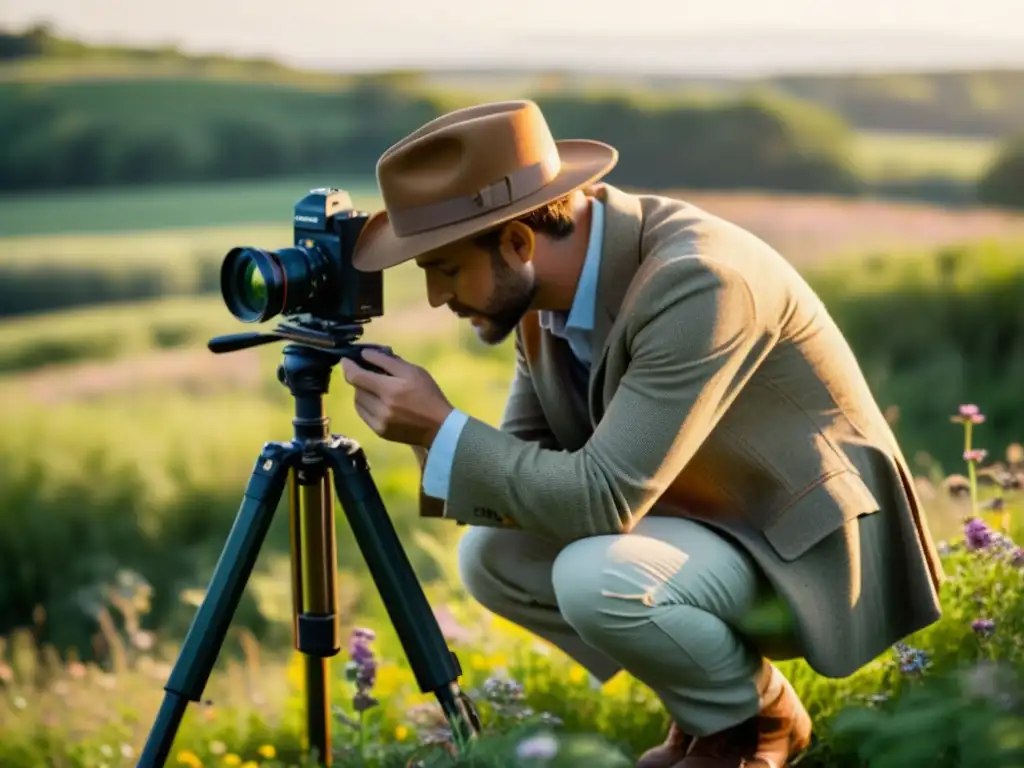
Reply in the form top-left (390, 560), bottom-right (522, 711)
top-left (0, 257), bottom-right (439, 374)
top-left (0, 401), bottom-right (1020, 767)
top-left (0, 176), bottom-right (381, 237)
top-left (851, 130), bottom-right (998, 182)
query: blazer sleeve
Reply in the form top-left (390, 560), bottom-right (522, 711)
top-left (416, 327), bottom-right (558, 521)
top-left (439, 255), bottom-right (772, 542)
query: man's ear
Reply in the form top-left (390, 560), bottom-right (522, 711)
top-left (499, 221), bottom-right (535, 266)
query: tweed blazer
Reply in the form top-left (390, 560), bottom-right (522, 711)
top-left (419, 183), bottom-right (944, 678)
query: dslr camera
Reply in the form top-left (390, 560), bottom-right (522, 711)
top-left (220, 188), bottom-right (384, 325)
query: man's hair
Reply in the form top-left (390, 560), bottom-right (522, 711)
top-left (472, 194), bottom-right (576, 253)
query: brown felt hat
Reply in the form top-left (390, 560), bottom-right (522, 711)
top-left (352, 100), bottom-right (618, 272)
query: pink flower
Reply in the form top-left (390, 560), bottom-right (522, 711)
top-left (952, 404), bottom-right (986, 424)
top-left (964, 449), bottom-right (988, 463)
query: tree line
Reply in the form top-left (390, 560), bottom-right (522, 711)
top-left (0, 79), bottom-right (927, 199)
top-left (1, 24), bottom-right (1022, 207)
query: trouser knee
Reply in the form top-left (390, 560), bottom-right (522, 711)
top-left (456, 526), bottom-right (545, 613)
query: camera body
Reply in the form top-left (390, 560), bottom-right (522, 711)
top-left (220, 187), bottom-right (384, 325)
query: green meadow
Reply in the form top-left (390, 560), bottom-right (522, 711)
top-left (1, 177), bottom-right (1023, 767)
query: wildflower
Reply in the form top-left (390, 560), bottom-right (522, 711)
top-left (257, 744), bottom-right (275, 759)
top-left (175, 750), bottom-right (202, 768)
top-left (963, 449), bottom-right (988, 463)
top-left (346, 627), bottom-right (379, 713)
top-left (1010, 548), bottom-right (1024, 568)
top-left (481, 675), bottom-right (525, 705)
top-left (222, 755), bottom-right (242, 766)
top-left (964, 517), bottom-right (995, 551)
top-left (395, 725), bottom-right (409, 741)
top-left (515, 733), bottom-right (559, 761)
top-left (433, 605), bottom-right (472, 643)
top-left (971, 618), bottom-right (996, 638)
top-left (952, 404), bottom-right (986, 424)
top-left (240, 762), bottom-right (259, 768)
top-left (892, 641), bottom-right (930, 674)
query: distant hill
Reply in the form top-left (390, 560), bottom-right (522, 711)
top-left (3, 24), bottom-right (1023, 139)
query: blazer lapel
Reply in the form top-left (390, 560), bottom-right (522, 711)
top-left (587, 184), bottom-right (645, 423)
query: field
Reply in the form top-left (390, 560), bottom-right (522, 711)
top-left (850, 130), bottom-right (998, 181)
top-left (2, 179), bottom-right (1024, 767)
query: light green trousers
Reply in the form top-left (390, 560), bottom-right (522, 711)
top-left (456, 516), bottom-right (802, 736)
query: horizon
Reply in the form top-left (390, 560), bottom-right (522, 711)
top-left (3, 0), bottom-right (1024, 76)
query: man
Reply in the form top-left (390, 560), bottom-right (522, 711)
top-left (342, 100), bottom-right (945, 767)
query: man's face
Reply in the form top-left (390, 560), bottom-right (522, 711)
top-left (416, 224), bottom-right (538, 345)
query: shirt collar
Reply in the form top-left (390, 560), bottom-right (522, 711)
top-left (563, 197), bottom-right (605, 332)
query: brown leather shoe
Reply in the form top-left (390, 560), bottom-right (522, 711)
top-left (679, 663), bottom-right (812, 767)
top-left (634, 721), bottom-right (694, 768)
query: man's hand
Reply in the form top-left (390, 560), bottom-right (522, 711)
top-left (340, 349), bottom-right (454, 448)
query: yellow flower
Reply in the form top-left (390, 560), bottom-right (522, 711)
top-left (373, 663), bottom-right (408, 697)
top-left (394, 725), bottom-right (409, 741)
top-left (285, 651), bottom-right (304, 691)
top-left (240, 762), bottom-right (259, 768)
top-left (568, 665), bottom-right (587, 684)
top-left (470, 653), bottom-right (487, 670)
top-left (176, 750), bottom-right (203, 768)
top-left (221, 755), bottom-right (242, 766)
top-left (257, 744), bottom-right (276, 759)
top-left (488, 652), bottom-right (509, 669)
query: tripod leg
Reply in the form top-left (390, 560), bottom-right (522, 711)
top-left (138, 442), bottom-right (298, 768)
top-left (321, 437), bottom-right (482, 747)
top-left (287, 461), bottom-right (341, 766)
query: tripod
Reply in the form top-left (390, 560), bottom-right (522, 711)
top-left (138, 319), bottom-right (482, 767)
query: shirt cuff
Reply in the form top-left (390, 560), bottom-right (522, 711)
top-left (422, 409), bottom-right (469, 500)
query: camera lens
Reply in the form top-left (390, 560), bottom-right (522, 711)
top-left (220, 244), bottom-right (329, 323)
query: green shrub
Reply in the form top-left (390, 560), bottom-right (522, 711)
top-left (977, 133), bottom-right (1024, 209)
top-left (808, 239), bottom-right (1024, 470)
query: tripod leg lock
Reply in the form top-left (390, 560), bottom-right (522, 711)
top-left (298, 615), bottom-right (341, 657)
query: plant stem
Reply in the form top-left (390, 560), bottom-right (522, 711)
top-left (359, 709), bottom-right (364, 760)
top-left (965, 421), bottom-right (978, 517)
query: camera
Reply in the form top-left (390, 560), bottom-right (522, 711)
top-left (220, 188), bottom-right (384, 325)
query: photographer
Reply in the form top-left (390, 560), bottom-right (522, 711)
top-left (341, 100), bottom-right (944, 768)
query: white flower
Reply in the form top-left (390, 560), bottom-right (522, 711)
top-left (515, 733), bottom-right (559, 761)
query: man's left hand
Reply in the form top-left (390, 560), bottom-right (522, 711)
top-left (341, 349), bottom-right (454, 448)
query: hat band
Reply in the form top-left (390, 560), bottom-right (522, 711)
top-left (389, 148), bottom-right (562, 237)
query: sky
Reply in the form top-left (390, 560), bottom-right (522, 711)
top-left (3, 0), bottom-right (1024, 75)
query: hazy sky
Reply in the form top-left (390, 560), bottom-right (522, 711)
top-left (3, 0), bottom-right (1023, 73)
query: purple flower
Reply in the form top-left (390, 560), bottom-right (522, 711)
top-left (1010, 548), bottom-right (1024, 568)
top-left (345, 627), bottom-right (379, 712)
top-left (971, 618), bottom-right (996, 638)
top-left (964, 517), bottom-right (995, 551)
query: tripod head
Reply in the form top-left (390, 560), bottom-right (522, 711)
top-left (209, 318), bottom-right (393, 445)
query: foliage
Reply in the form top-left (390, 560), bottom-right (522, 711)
top-left (771, 69), bottom-right (1024, 138)
top-left (803, 239), bottom-right (1024, 469)
top-left (0, 69), bottom-right (863, 197)
top-left (0, 450), bottom-right (1021, 766)
top-left (4, 232), bottom-right (1023, 467)
top-left (0, 321), bottom-right (510, 652)
top-left (977, 133), bottom-right (1024, 209)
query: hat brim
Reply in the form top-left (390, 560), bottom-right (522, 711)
top-left (351, 139), bottom-right (618, 273)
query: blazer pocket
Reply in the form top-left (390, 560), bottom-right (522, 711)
top-left (761, 469), bottom-right (881, 562)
